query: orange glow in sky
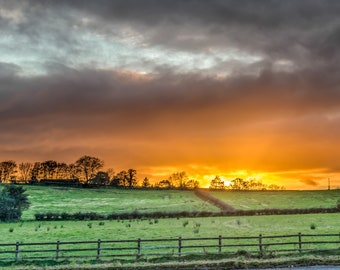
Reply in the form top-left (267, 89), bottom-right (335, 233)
top-left (1, 1), bottom-right (340, 190)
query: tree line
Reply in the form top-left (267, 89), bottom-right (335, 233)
top-left (0, 156), bottom-right (284, 190)
top-left (209, 176), bottom-right (285, 191)
top-left (0, 156), bottom-right (199, 189)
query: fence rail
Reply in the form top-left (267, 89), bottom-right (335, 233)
top-left (0, 233), bottom-right (339, 261)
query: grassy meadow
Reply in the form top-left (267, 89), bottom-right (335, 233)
top-left (1, 213), bottom-right (340, 244)
top-left (0, 186), bottom-right (339, 243)
top-left (1, 186), bottom-right (340, 267)
top-left (207, 190), bottom-right (340, 210)
top-left (20, 186), bottom-right (220, 220)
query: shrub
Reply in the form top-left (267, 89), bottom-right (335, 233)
top-left (183, 220), bottom-right (189, 227)
top-left (310, 223), bottom-right (316, 230)
top-left (0, 185), bottom-right (30, 222)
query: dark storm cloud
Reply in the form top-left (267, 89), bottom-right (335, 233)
top-left (5, 1), bottom-right (340, 63)
top-left (1, 65), bottom-right (340, 134)
top-left (2, 0), bottom-right (340, 187)
top-left (30, 0), bottom-right (340, 63)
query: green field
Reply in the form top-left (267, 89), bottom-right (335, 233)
top-left (1, 186), bottom-right (340, 267)
top-left (207, 190), bottom-right (340, 210)
top-left (20, 186), bottom-right (220, 220)
top-left (1, 213), bottom-right (340, 243)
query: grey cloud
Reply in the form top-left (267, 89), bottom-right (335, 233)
top-left (2, 0), bottom-right (340, 77)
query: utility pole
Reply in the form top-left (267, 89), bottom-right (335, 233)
top-left (328, 178), bottom-right (330, 190)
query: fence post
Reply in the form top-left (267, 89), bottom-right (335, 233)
top-left (56, 240), bottom-right (60, 260)
top-left (178, 237), bottom-right (182, 257)
top-left (218, 235), bottom-right (222, 254)
top-left (298, 233), bottom-right (302, 252)
top-left (97, 239), bottom-right (101, 259)
top-left (137, 238), bottom-right (141, 259)
top-left (259, 234), bottom-right (263, 256)
top-left (15, 242), bottom-right (20, 261)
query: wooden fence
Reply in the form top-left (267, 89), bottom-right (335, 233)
top-left (0, 233), bottom-right (339, 261)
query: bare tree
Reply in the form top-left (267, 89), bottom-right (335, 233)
top-left (105, 168), bottom-right (115, 181)
top-left (75, 155), bottom-right (104, 183)
top-left (127, 169), bottom-right (137, 187)
top-left (18, 162), bottom-right (33, 182)
top-left (0, 161), bottom-right (17, 183)
top-left (169, 171), bottom-right (188, 189)
top-left (55, 162), bottom-right (68, 179)
top-left (40, 160), bottom-right (58, 179)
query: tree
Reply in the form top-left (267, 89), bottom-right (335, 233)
top-left (31, 162), bottom-right (42, 181)
top-left (75, 155), bottom-right (104, 184)
top-left (127, 169), bottom-right (137, 188)
top-left (110, 169), bottom-right (137, 187)
top-left (89, 171), bottom-right (110, 186)
top-left (169, 171), bottom-right (188, 189)
top-left (55, 162), bottom-right (68, 179)
top-left (106, 168), bottom-right (115, 181)
top-left (186, 179), bottom-right (199, 189)
top-left (66, 163), bottom-right (79, 180)
top-left (0, 185), bottom-right (30, 222)
top-left (41, 160), bottom-right (58, 179)
top-left (229, 178), bottom-right (248, 190)
top-left (209, 176), bottom-right (225, 190)
top-left (0, 160), bottom-right (17, 183)
top-left (142, 177), bottom-right (151, 188)
top-left (111, 170), bottom-right (128, 187)
top-left (156, 179), bottom-right (172, 189)
top-left (18, 162), bottom-right (33, 182)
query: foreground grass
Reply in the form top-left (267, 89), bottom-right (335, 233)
top-left (3, 253), bottom-right (340, 269)
top-left (208, 189), bottom-right (340, 210)
top-left (1, 213), bottom-right (340, 243)
top-left (19, 186), bottom-right (220, 220)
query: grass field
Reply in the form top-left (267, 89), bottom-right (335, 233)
top-left (1, 213), bottom-right (339, 243)
top-left (18, 186), bottom-right (220, 220)
top-left (1, 186), bottom-right (340, 268)
top-left (207, 190), bottom-right (340, 210)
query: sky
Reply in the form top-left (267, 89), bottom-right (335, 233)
top-left (1, 0), bottom-right (340, 189)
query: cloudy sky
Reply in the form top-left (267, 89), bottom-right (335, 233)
top-left (1, 0), bottom-right (340, 189)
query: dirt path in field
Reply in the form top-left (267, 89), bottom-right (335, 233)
top-left (194, 189), bottom-right (236, 212)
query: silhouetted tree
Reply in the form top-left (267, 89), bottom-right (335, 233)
top-left (111, 170), bottom-right (128, 187)
top-left (106, 168), bottom-right (115, 181)
top-left (156, 179), bottom-right (172, 189)
top-left (229, 178), bottom-right (248, 190)
top-left (142, 177), bottom-right (151, 188)
top-left (55, 162), bottom-right (68, 179)
top-left (169, 171), bottom-right (188, 189)
top-left (67, 163), bottom-right (79, 180)
top-left (127, 169), bottom-right (137, 187)
top-left (186, 179), bottom-right (199, 189)
top-left (0, 161), bottom-right (17, 183)
top-left (209, 176), bottom-right (225, 190)
top-left (18, 162), bottom-right (33, 182)
top-left (41, 160), bottom-right (58, 179)
top-left (89, 171), bottom-right (110, 185)
top-left (75, 155), bottom-right (104, 184)
top-left (31, 162), bottom-right (42, 181)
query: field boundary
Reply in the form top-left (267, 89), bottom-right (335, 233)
top-left (33, 207), bottom-right (340, 221)
top-left (1, 233), bottom-right (340, 262)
